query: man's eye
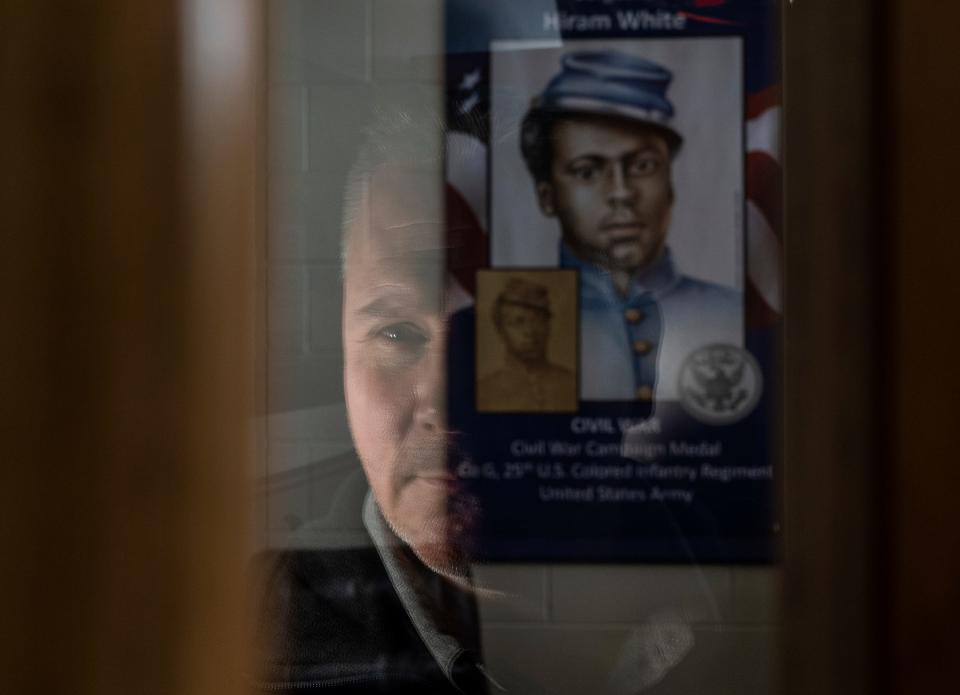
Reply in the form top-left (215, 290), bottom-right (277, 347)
top-left (376, 322), bottom-right (428, 349)
top-left (569, 165), bottom-right (599, 181)
top-left (628, 156), bottom-right (662, 177)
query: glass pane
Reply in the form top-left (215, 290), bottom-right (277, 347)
top-left (255, 2), bottom-right (782, 692)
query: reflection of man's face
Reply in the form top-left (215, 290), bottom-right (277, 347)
top-left (497, 303), bottom-right (549, 363)
top-left (342, 166), bottom-right (468, 574)
top-left (536, 117), bottom-right (673, 273)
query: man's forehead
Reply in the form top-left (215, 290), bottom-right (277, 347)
top-left (344, 219), bottom-right (445, 309)
top-left (349, 165), bottom-right (446, 262)
top-left (350, 221), bottom-right (446, 263)
top-left (369, 166), bottom-right (443, 228)
top-left (553, 116), bottom-right (669, 155)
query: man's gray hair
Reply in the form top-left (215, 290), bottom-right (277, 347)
top-left (340, 88), bottom-right (446, 269)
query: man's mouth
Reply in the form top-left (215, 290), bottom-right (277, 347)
top-left (604, 219), bottom-right (642, 227)
top-left (414, 471), bottom-right (459, 490)
top-left (417, 471), bottom-right (456, 481)
top-left (602, 220), bottom-right (646, 238)
top-left (397, 436), bottom-right (474, 493)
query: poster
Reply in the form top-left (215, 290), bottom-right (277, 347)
top-left (445, 0), bottom-right (781, 562)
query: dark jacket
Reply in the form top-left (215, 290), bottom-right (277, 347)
top-left (251, 546), bottom-right (490, 694)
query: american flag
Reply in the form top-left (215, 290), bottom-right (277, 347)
top-left (744, 84), bottom-right (783, 328)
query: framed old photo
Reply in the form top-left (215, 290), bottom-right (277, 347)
top-left (445, 0), bottom-right (781, 563)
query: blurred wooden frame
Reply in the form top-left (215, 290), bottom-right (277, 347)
top-left (0, 1), bottom-right (264, 694)
top-left (782, 1), bottom-right (883, 693)
top-left (784, 2), bottom-right (960, 694)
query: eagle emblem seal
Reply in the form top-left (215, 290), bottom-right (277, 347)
top-left (677, 344), bottom-right (762, 425)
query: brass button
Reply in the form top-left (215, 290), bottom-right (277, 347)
top-left (624, 308), bottom-right (645, 323)
top-left (635, 385), bottom-right (654, 401)
top-left (632, 339), bottom-right (652, 355)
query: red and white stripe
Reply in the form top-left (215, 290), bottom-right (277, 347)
top-left (445, 131), bottom-right (488, 311)
top-left (745, 84), bottom-right (783, 327)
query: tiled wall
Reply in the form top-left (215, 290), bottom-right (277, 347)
top-left (471, 563), bottom-right (780, 693)
top-left (264, 2), bottom-right (780, 692)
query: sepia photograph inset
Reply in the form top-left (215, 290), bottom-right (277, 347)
top-left (476, 270), bottom-right (578, 413)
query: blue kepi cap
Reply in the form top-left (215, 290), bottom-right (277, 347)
top-left (537, 50), bottom-right (682, 146)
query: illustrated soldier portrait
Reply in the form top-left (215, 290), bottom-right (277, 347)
top-left (491, 41), bottom-right (745, 403)
top-left (476, 271), bottom-right (577, 413)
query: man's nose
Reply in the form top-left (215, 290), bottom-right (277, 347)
top-left (607, 163), bottom-right (635, 206)
top-left (414, 342), bottom-right (447, 433)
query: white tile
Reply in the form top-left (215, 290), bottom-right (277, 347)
top-left (472, 564), bottom-right (549, 622)
top-left (643, 627), bottom-right (781, 695)
top-left (268, 0), bottom-right (305, 83)
top-left (267, 351), bottom-right (344, 412)
top-left (309, 440), bottom-right (355, 463)
top-left (265, 462), bottom-right (371, 550)
top-left (301, 0), bottom-right (371, 82)
top-left (268, 173), bottom-right (308, 238)
top-left (480, 625), bottom-right (637, 694)
top-left (265, 453), bottom-right (366, 525)
top-left (265, 441), bottom-right (352, 477)
top-left (306, 83), bottom-right (372, 173)
top-left (271, 0), bottom-right (372, 83)
top-left (268, 172), bottom-right (351, 263)
top-left (266, 474), bottom-right (311, 532)
top-left (732, 566), bottom-right (782, 625)
top-left (268, 85), bottom-right (308, 172)
top-left (268, 224), bottom-right (312, 262)
top-left (551, 565), bottom-right (734, 625)
top-left (372, 0), bottom-right (443, 83)
top-left (267, 265), bottom-right (308, 355)
top-left (307, 264), bottom-right (344, 351)
top-left (267, 441), bottom-right (316, 473)
top-left (266, 403), bottom-right (351, 444)
top-left (480, 624), bottom-right (779, 695)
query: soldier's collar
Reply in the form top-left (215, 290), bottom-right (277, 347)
top-left (559, 243), bottom-right (680, 300)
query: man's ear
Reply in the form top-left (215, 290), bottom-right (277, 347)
top-left (536, 181), bottom-right (557, 217)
